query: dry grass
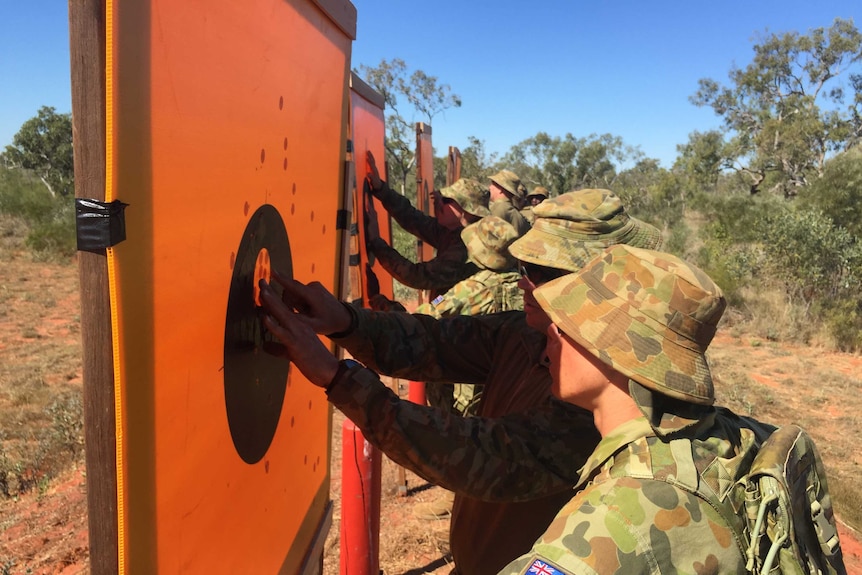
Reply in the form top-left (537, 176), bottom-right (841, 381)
top-left (709, 333), bottom-right (862, 530)
top-left (0, 218), bottom-right (82, 500)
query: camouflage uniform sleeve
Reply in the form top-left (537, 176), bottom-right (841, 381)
top-left (332, 307), bottom-right (500, 383)
top-left (327, 366), bottom-right (598, 501)
top-left (374, 181), bottom-right (445, 247)
top-left (369, 236), bottom-right (478, 293)
top-left (499, 476), bottom-right (743, 575)
top-left (413, 276), bottom-right (496, 319)
top-left (490, 199), bottom-right (531, 236)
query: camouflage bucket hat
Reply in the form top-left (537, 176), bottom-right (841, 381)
top-left (508, 189), bottom-right (663, 272)
top-left (440, 178), bottom-right (491, 218)
top-left (528, 186), bottom-right (549, 199)
top-left (533, 245), bottom-right (726, 406)
top-left (489, 170), bottom-right (526, 200)
top-left (460, 216), bottom-right (519, 271)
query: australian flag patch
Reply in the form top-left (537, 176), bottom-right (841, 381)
top-left (523, 558), bottom-right (569, 575)
top-left (430, 295), bottom-right (445, 307)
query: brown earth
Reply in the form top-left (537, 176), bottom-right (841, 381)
top-left (0, 236), bottom-right (860, 573)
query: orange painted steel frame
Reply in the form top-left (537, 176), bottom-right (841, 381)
top-left (415, 123), bottom-right (436, 265)
top-left (104, 0), bottom-right (355, 572)
top-left (349, 73), bottom-right (393, 307)
top-left (447, 146), bottom-right (462, 186)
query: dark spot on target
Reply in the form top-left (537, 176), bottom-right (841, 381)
top-left (223, 204), bottom-right (292, 464)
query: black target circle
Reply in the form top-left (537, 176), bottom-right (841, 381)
top-left (223, 204), bottom-right (292, 464)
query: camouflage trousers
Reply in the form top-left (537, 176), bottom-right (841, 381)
top-left (425, 382), bottom-right (483, 417)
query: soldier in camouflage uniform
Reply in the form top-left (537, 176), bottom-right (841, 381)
top-left (415, 216), bottom-right (523, 320)
top-left (489, 169), bottom-right (531, 236)
top-left (366, 169), bottom-right (499, 421)
top-left (414, 215), bottom-right (523, 416)
top-left (365, 151), bottom-right (488, 298)
top-left (522, 185), bottom-right (549, 225)
top-left (407, 216), bottom-right (524, 519)
top-left (498, 245), bottom-right (780, 574)
top-left (258, 190), bottom-right (663, 575)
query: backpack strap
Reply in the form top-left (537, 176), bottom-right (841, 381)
top-left (610, 434), bottom-right (751, 559)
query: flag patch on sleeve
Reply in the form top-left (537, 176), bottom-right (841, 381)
top-left (524, 558), bottom-right (568, 575)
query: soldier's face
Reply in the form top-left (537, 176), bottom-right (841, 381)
top-left (489, 182), bottom-right (507, 201)
top-left (545, 325), bottom-right (609, 407)
top-left (436, 198), bottom-right (463, 230)
top-left (518, 263), bottom-right (569, 333)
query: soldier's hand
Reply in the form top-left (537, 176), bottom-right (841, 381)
top-left (365, 192), bottom-right (380, 242)
top-left (430, 188), bottom-right (442, 210)
top-left (262, 270), bottom-right (353, 336)
top-left (366, 151), bottom-right (383, 194)
top-left (258, 278), bottom-right (340, 387)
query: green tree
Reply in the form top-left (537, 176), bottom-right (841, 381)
top-left (357, 59), bottom-right (461, 196)
top-left (2, 106), bottom-right (74, 197)
top-left (500, 132), bottom-right (638, 195)
top-left (691, 18), bottom-right (862, 196)
top-left (798, 144), bottom-right (862, 237)
top-left (760, 205), bottom-right (860, 311)
top-left (0, 165), bottom-right (76, 257)
top-left (674, 130), bottom-right (728, 193)
top-left (459, 136), bottom-right (498, 181)
top-left (614, 159), bottom-right (683, 225)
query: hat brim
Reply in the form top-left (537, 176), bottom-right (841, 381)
top-left (535, 273), bottom-right (714, 406)
top-left (509, 216), bottom-right (664, 273)
top-left (461, 222), bottom-right (516, 270)
top-left (465, 205), bottom-right (491, 218)
top-left (440, 188), bottom-right (491, 218)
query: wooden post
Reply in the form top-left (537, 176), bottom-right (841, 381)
top-left (69, 0), bottom-right (119, 573)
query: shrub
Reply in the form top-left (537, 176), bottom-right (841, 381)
top-left (819, 297), bottom-right (862, 353)
top-left (759, 206), bottom-right (860, 308)
top-left (0, 166), bottom-right (76, 258)
top-left (47, 392), bottom-right (85, 460)
top-left (798, 145), bottom-right (862, 238)
top-left (26, 201), bottom-right (76, 259)
top-left (663, 219), bottom-right (691, 258)
top-left (693, 193), bottom-right (778, 307)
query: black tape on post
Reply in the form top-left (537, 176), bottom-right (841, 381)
top-left (75, 198), bottom-right (129, 253)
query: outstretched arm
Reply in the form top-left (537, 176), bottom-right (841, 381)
top-left (257, 272), bottom-right (349, 386)
top-left (259, 273), bottom-right (599, 501)
top-left (326, 367), bottom-right (597, 501)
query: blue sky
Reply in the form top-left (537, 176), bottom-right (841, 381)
top-left (1, 1), bottom-right (859, 167)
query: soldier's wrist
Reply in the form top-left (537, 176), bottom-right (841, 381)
top-left (326, 302), bottom-right (358, 338)
top-left (325, 358), bottom-right (361, 394)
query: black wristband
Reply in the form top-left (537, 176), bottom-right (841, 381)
top-left (326, 358), bottom-right (360, 394)
top-left (326, 303), bottom-right (358, 338)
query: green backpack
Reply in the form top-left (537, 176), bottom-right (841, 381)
top-left (739, 424), bottom-right (845, 575)
top-left (637, 419), bottom-right (847, 574)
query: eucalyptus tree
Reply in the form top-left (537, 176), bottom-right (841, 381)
top-left (357, 59), bottom-right (461, 196)
top-left (691, 18), bottom-right (862, 196)
top-left (2, 106), bottom-right (74, 197)
top-left (500, 131), bottom-right (637, 196)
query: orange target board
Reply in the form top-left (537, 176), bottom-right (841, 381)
top-left (348, 73), bottom-right (393, 307)
top-left (102, 0), bottom-right (355, 572)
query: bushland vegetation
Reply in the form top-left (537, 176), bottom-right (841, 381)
top-left (364, 18), bottom-right (862, 351)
